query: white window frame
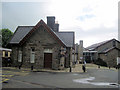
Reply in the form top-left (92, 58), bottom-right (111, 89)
top-left (18, 50), bottom-right (22, 62)
top-left (30, 49), bottom-right (35, 63)
top-left (2, 51), bottom-right (5, 57)
top-left (117, 57), bottom-right (120, 65)
top-left (44, 49), bottom-right (52, 53)
top-left (8, 52), bottom-right (10, 57)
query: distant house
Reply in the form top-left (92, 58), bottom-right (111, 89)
top-left (85, 39), bottom-right (120, 67)
top-left (8, 16), bottom-right (75, 70)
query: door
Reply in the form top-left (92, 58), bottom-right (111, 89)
top-left (44, 53), bottom-right (52, 68)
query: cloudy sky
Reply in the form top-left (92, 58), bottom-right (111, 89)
top-left (1, 0), bottom-right (119, 47)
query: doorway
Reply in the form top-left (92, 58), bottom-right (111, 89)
top-left (44, 53), bottom-right (52, 68)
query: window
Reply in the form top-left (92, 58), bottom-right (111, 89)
top-left (31, 48), bottom-right (35, 52)
top-left (83, 53), bottom-right (85, 55)
top-left (8, 52), bottom-right (10, 57)
top-left (113, 40), bottom-right (116, 47)
top-left (18, 50), bottom-right (22, 62)
top-left (2, 51), bottom-right (5, 57)
top-left (30, 47), bottom-right (35, 63)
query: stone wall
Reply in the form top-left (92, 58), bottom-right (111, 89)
top-left (117, 41), bottom-right (120, 57)
top-left (99, 49), bottom-right (118, 67)
top-left (64, 47), bottom-right (70, 68)
top-left (107, 49), bottom-right (118, 67)
top-left (11, 46), bottom-right (19, 67)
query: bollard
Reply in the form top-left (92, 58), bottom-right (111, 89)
top-left (31, 66), bottom-right (33, 70)
top-left (19, 65), bottom-right (21, 69)
top-left (69, 66), bottom-right (72, 72)
top-left (98, 65), bottom-right (100, 68)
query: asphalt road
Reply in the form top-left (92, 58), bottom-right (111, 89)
top-left (2, 68), bottom-right (119, 89)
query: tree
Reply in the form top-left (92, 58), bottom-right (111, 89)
top-left (1, 29), bottom-right (13, 48)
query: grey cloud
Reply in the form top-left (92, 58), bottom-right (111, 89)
top-left (2, 2), bottom-right (50, 31)
top-left (75, 27), bottom-right (117, 39)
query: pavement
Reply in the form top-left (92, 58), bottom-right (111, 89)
top-left (2, 63), bottom-right (117, 73)
top-left (1, 63), bottom-right (118, 84)
top-left (1, 64), bottom-right (119, 89)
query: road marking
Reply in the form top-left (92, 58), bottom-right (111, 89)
top-left (73, 77), bottom-right (118, 87)
top-left (1, 78), bottom-right (9, 83)
top-left (0, 75), bottom-right (14, 77)
top-left (3, 71), bottom-right (29, 76)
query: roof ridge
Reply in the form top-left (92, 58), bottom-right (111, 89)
top-left (18, 26), bottom-right (34, 27)
top-left (86, 39), bottom-right (116, 50)
top-left (19, 19), bottom-right (66, 47)
top-left (104, 47), bottom-right (120, 53)
top-left (58, 31), bottom-right (74, 33)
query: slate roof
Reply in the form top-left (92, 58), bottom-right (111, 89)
top-left (9, 21), bottom-right (74, 47)
top-left (99, 47), bottom-right (120, 54)
top-left (10, 26), bottom-right (34, 44)
top-left (56, 32), bottom-right (74, 47)
top-left (104, 47), bottom-right (120, 53)
top-left (86, 39), bottom-right (114, 50)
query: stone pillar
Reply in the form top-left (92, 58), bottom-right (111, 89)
top-left (74, 49), bottom-right (76, 66)
top-left (75, 43), bottom-right (78, 63)
top-left (78, 44), bottom-right (80, 63)
top-left (59, 47), bottom-right (66, 70)
top-left (59, 57), bottom-right (65, 70)
top-left (78, 40), bottom-right (83, 64)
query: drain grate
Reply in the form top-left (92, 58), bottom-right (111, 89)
top-left (110, 83), bottom-right (118, 86)
top-left (3, 81), bottom-right (8, 83)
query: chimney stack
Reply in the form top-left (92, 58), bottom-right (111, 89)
top-left (54, 22), bottom-right (59, 32)
top-left (79, 40), bottom-right (83, 47)
top-left (47, 16), bottom-right (59, 32)
top-left (78, 40), bottom-right (83, 63)
top-left (47, 16), bottom-right (55, 30)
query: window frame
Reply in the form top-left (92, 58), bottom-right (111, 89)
top-left (30, 47), bottom-right (35, 63)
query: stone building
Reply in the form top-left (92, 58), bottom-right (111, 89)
top-left (74, 40), bottom-right (84, 64)
top-left (8, 16), bottom-right (75, 70)
top-left (85, 39), bottom-right (120, 67)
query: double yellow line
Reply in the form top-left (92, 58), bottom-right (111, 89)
top-left (2, 78), bottom-right (9, 83)
top-left (0, 75), bottom-right (14, 83)
top-left (0, 75), bottom-right (14, 77)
